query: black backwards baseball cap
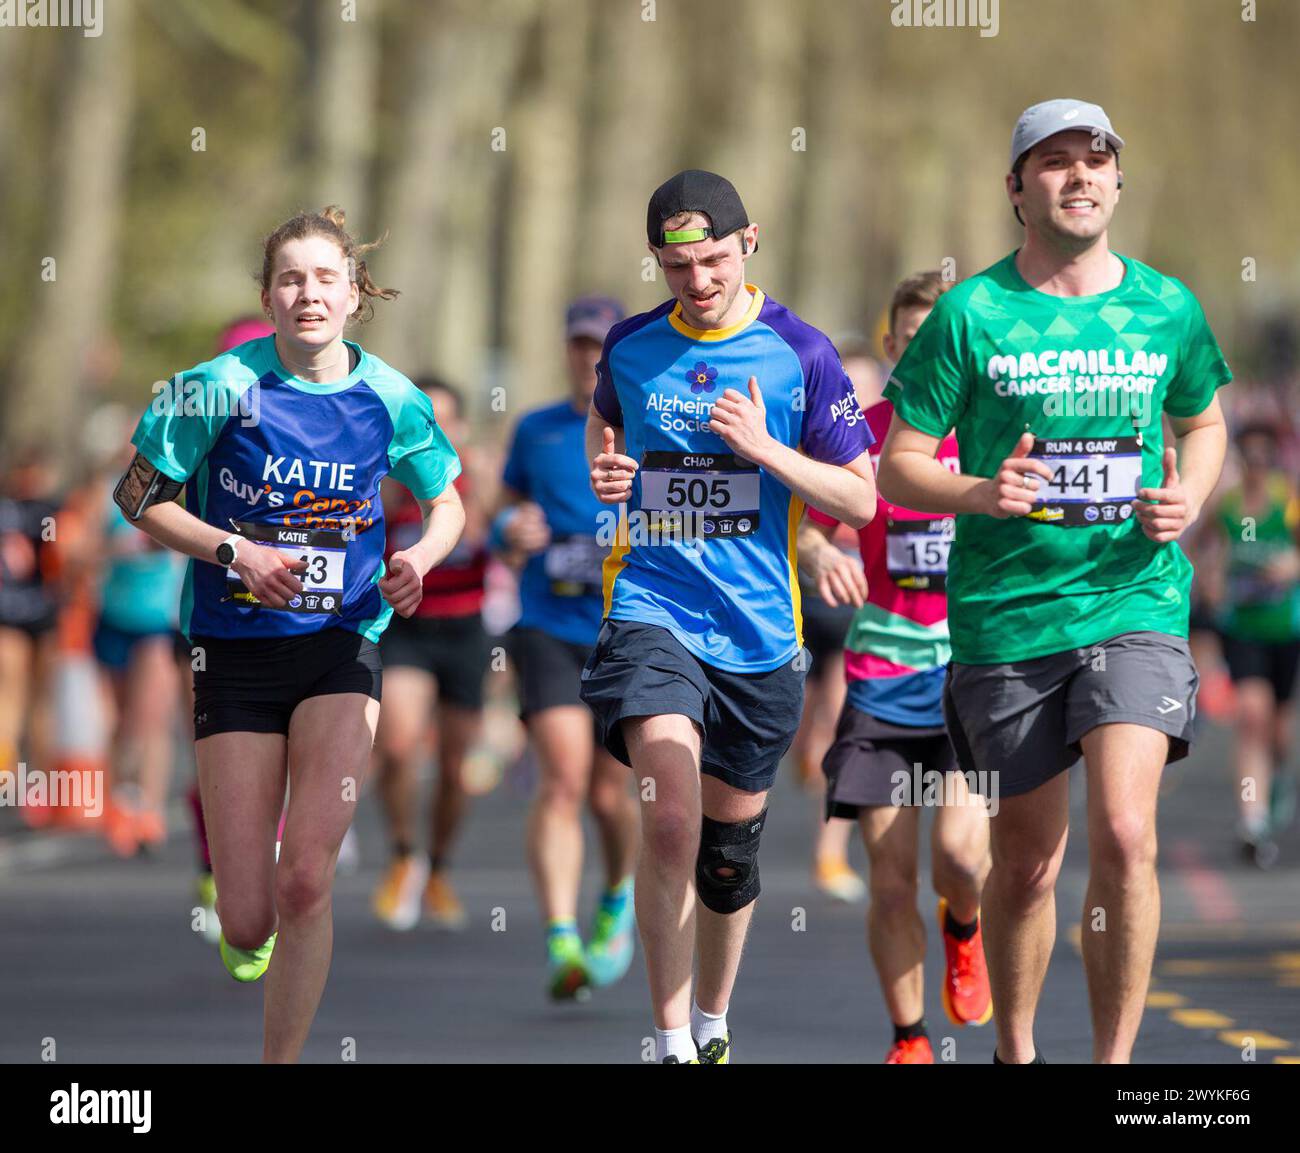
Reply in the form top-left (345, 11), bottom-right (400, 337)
top-left (646, 169), bottom-right (754, 252)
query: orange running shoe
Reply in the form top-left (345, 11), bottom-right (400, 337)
top-left (885, 1036), bottom-right (934, 1063)
top-left (134, 808), bottom-right (167, 850)
top-left (371, 854), bottom-right (429, 931)
top-left (938, 897), bottom-right (993, 1026)
top-left (102, 800), bottom-right (140, 858)
top-left (1198, 670), bottom-right (1236, 723)
top-left (797, 755), bottom-right (821, 792)
top-left (815, 856), bottom-right (867, 903)
top-left (423, 869), bottom-right (468, 930)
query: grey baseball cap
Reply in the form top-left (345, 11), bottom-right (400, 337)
top-left (1010, 99), bottom-right (1124, 171)
top-left (565, 294), bottom-right (624, 343)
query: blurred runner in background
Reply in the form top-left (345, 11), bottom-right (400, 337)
top-left (0, 450), bottom-right (62, 813)
top-left (1198, 422), bottom-right (1300, 868)
top-left (371, 376), bottom-right (492, 930)
top-left (836, 332), bottom-right (887, 412)
top-left (493, 295), bottom-right (640, 1002)
top-left (92, 427), bottom-right (187, 858)
top-left (792, 513), bottom-right (864, 903)
top-left (801, 271), bottom-right (992, 1063)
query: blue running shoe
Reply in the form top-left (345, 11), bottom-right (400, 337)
top-left (585, 879), bottom-right (635, 988)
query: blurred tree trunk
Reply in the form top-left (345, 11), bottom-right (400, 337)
top-left (431, 0), bottom-right (533, 410)
top-left (6, 5), bottom-right (135, 465)
top-left (301, 0), bottom-right (381, 223)
top-left (792, 0), bottom-right (878, 338)
top-left (707, 0), bottom-right (805, 303)
top-left (365, 0), bottom-right (466, 374)
top-left (502, 0), bottom-right (592, 412)
top-left (0, 34), bottom-right (17, 205)
top-left (0, 31), bottom-right (27, 362)
top-left (580, 2), bottom-right (680, 316)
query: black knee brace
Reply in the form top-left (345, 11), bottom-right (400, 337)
top-left (695, 808), bottom-right (767, 914)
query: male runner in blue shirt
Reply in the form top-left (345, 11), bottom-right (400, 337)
top-left (583, 171), bottom-right (876, 1062)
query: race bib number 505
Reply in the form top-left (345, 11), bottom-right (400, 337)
top-left (638, 451), bottom-right (760, 539)
top-left (1026, 436), bottom-right (1143, 527)
top-left (226, 521), bottom-right (346, 614)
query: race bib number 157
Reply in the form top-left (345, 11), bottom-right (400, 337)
top-left (885, 517), bottom-right (953, 590)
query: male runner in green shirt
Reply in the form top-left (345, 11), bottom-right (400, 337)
top-left (877, 99), bottom-right (1231, 1063)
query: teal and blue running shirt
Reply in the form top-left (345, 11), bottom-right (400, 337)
top-left (130, 336), bottom-right (461, 641)
top-left (502, 400), bottom-right (610, 646)
top-left (593, 285), bottom-right (873, 672)
top-left (100, 481), bottom-right (186, 636)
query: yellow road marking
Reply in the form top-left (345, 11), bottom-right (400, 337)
top-left (1074, 927), bottom-right (1300, 1049)
top-left (1218, 1031), bottom-right (1292, 1050)
top-left (1171, 1009), bottom-right (1233, 1028)
top-left (1160, 954), bottom-right (1300, 978)
top-left (1157, 921), bottom-right (1300, 942)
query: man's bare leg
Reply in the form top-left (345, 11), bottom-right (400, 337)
top-left (694, 774), bottom-right (768, 1015)
top-left (860, 805), bottom-right (925, 1028)
top-left (930, 772), bottom-right (991, 923)
top-left (983, 771), bottom-right (1070, 1063)
top-left (1080, 722), bottom-right (1165, 1064)
top-left (623, 713), bottom-right (701, 1030)
top-left (525, 706), bottom-right (595, 922)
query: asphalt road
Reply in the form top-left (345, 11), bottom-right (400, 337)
top-left (1, 714), bottom-right (1298, 1064)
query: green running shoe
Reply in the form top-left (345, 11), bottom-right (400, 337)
top-left (697, 1030), bottom-right (732, 1064)
top-left (585, 882), bottom-right (635, 988)
top-left (1270, 771), bottom-right (1297, 835)
top-left (196, 873), bottom-right (220, 945)
top-left (219, 932), bottom-right (277, 982)
top-left (547, 928), bottom-right (591, 1002)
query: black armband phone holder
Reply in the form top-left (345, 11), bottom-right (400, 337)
top-left (114, 455), bottom-right (184, 521)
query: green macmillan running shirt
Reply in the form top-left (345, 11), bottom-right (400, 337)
top-left (885, 252), bottom-right (1232, 665)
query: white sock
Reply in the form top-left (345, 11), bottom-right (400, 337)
top-left (655, 1025), bottom-right (696, 1063)
top-left (691, 1002), bottom-right (728, 1048)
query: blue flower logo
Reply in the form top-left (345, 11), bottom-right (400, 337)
top-left (687, 361), bottom-right (718, 394)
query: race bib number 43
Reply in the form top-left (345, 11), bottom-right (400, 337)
top-left (226, 521), bottom-right (346, 614)
top-left (1027, 436), bottom-right (1143, 527)
top-left (638, 451), bottom-right (760, 539)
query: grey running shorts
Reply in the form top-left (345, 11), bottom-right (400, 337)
top-left (942, 631), bottom-right (1198, 798)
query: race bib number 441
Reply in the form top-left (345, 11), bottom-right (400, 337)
top-left (1027, 436), bottom-right (1143, 527)
top-left (638, 451), bottom-right (760, 539)
top-left (226, 521), bottom-right (346, 614)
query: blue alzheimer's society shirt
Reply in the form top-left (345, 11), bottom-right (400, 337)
top-left (503, 401), bottom-right (608, 647)
top-left (131, 336), bottom-right (460, 642)
top-left (594, 285), bottom-right (873, 672)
